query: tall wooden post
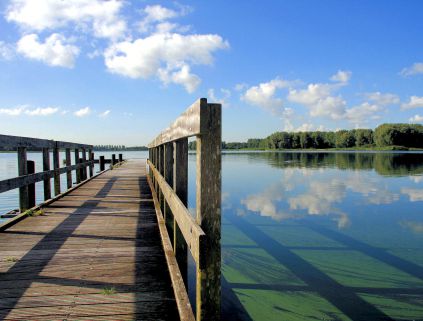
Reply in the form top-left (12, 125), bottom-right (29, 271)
top-left (112, 154), bottom-right (116, 165)
top-left (42, 148), bottom-right (51, 201)
top-left (65, 148), bottom-right (72, 189)
top-left (119, 153), bottom-right (123, 163)
top-left (18, 147), bottom-right (28, 212)
top-left (53, 145), bottom-right (61, 196)
top-left (27, 160), bottom-right (36, 208)
top-left (173, 138), bottom-right (188, 285)
top-left (74, 149), bottom-right (81, 184)
top-left (99, 156), bottom-right (105, 171)
top-left (81, 149), bottom-right (87, 180)
top-left (89, 150), bottom-right (94, 177)
top-left (164, 143), bottom-right (173, 232)
top-left (196, 102), bottom-right (222, 321)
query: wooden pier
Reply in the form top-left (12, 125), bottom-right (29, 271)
top-left (0, 98), bottom-right (222, 321)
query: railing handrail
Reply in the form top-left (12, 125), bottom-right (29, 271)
top-left (147, 160), bottom-right (206, 267)
top-left (0, 134), bottom-right (92, 150)
top-left (0, 134), bottom-right (97, 216)
top-left (147, 98), bottom-right (222, 321)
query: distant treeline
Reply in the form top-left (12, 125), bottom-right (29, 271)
top-left (93, 145), bottom-right (148, 151)
top-left (188, 124), bottom-right (423, 150)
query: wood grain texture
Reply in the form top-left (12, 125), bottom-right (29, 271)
top-left (196, 102), bottom-right (222, 321)
top-left (148, 160), bottom-right (205, 267)
top-left (0, 134), bottom-right (92, 150)
top-left (148, 99), bottom-right (205, 148)
top-left (0, 160), bottom-right (179, 320)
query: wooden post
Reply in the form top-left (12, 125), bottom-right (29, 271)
top-left (196, 102), bottom-right (222, 321)
top-left (89, 150), bottom-right (94, 177)
top-left (112, 154), bottom-right (116, 165)
top-left (74, 149), bottom-right (81, 184)
top-left (164, 143), bottom-right (174, 232)
top-left (65, 148), bottom-right (72, 189)
top-left (53, 145), bottom-right (61, 196)
top-left (119, 153), bottom-right (123, 162)
top-left (27, 160), bottom-right (36, 208)
top-left (81, 149), bottom-right (87, 180)
top-left (158, 145), bottom-right (164, 212)
top-left (18, 147), bottom-right (28, 212)
top-left (42, 148), bottom-right (51, 201)
top-left (173, 138), bottom-right (188, 285)
top-left (99, 156), bottom-right (105, 171)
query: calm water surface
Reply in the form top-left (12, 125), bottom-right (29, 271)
top-left (1, 151), bottom-right (422, 320)
top-left (213, 152), bottom-right (423, 321)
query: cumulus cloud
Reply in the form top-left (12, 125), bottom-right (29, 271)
top-left (241, 78), bottom-right (292, 115)
top-left (345, 102), bottom-right (382, 124)
top-left (0, 41), bottom-right (14, 60)
top-left (138, 4), bottom-right (191, 34)
top-left (99, 110), bottom-right (111, 118)
top-left (17, 33), bottom-right (80, 68)
top-left (6, 0), bottom-right (126, 40)
top-left (0, 106), bottom-right (59, 116)
top-left (400, 62), bottom-right (423, 77)
top-left (104, 33), bottom-right (228, 92)
top-left (288, 83), bottom-right (347, 119)
top-left (330, 70), bottom-right (352, 83)
top-left (409, 114), bottom-right (423, 123)
top-left (74, 106), bottom-right (91, 117)
top-left (401, 96), bottom-right (423, 110)
top-left (364, 92), bottom-right (400, 106)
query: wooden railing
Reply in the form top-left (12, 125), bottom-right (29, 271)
top-left (147, 98), bottom-right (222, 321)
top-left (0, 135), bottom-right (95, 225)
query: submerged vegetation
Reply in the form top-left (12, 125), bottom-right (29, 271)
top-left (190, 124), bottom-right (423, 151)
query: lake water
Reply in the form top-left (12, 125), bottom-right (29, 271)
top-left (1, 151), bottom-right (423, 320)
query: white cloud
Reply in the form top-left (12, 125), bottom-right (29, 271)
top-left (17, 33), bottom-right (80, 68)
top-left (288, 83), bottom-right (347, 119)
top-left (0, 106), bottom-right (59, 116)
top-left (330, 70), bottom-right (351, 83)
top-left (241, 78), bottom-right (291, 115)
top-left (0, 41), bottom-right (14, 60)
top-left (364, 92), bottom-right (400, 106)
top-left (6, 0), bottom-right (126, 40)
top-left (0, 106), bottom-right (25, 116)
top-left (138, 4), bottom-right (191, 34)
top-left (99, 110), bottom-right (111, 118)
top-left (409, 114), bottom-right (423, 123)
top-left (345, 102), bottom-right (382, 124)
top-left (400, 62), bottom-right (423, 77)
top-left (25, 107), bottom-right (59, 116)
top-left (208, 88), bottom-right (231, 107)
top-left (104, 33), bottom-right (228, 92)
top-left (234, 83), bottom-right (248, 91)
top-left (401, 96), bottom-right (423, 110)
top-left (74, 106), bottom-right (91, 117)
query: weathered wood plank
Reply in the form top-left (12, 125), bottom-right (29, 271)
top-left (0, 134), bottom-right (92, 150)
top-left (196, 102), bottom-right (222, 321)
top-left (148, 160), bottom-right (205, 266)
top-left (148, 98), bottom-right (204, 148)
top-left (18, 147), bottom-right (28, 212)
top-left (42, 148), bottom-right (51, 201)
top-left (0, 160), bottom-right (179, 321)
top-left (0, 161), bottom-right (94, 194)
top-left (147, 171), bottom-right (195, 321)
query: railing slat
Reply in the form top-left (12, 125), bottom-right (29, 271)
top-left (148, 160), bottom-right (205, 267)
top-left (17, 147), bottom-right (28, 212)
top-left (42, 148), bottom-right (51, 200)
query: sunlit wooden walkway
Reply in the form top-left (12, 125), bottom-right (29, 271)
top-left (0, 159), bottom-right (178, 320)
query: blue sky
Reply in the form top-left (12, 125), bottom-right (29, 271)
top-left (0, 0), bottom-right (422, 145)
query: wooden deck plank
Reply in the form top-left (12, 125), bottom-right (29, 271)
top-left (0, 160), bottom-right (179, 320)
